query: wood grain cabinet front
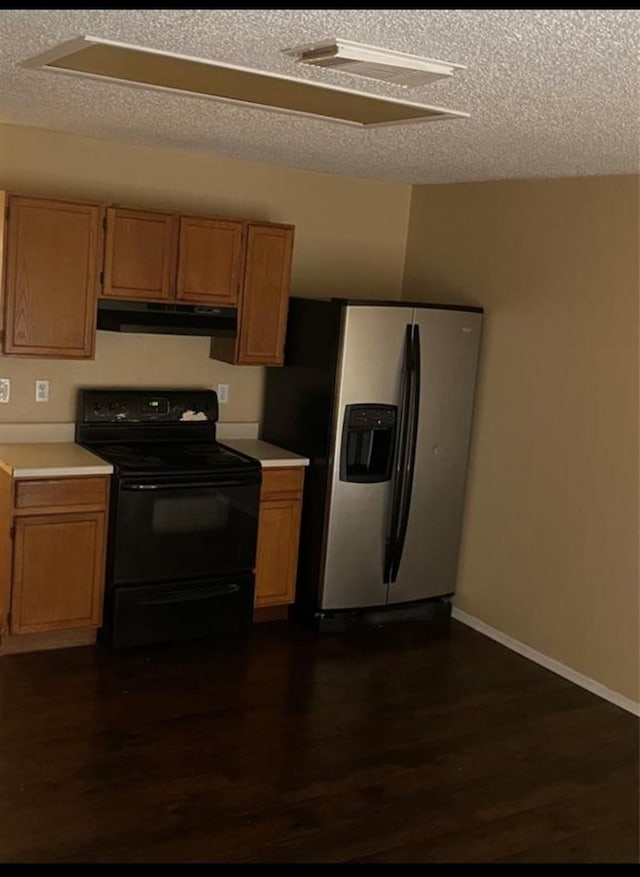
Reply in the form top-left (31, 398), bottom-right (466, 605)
top-left (11, 511), bottom-right (106, 634)
top-left (211, 223), bottom-right (294, 367)
top-left (2, 194), bottom-right (103, 358)
top-left (176, 216), bottom-right (243, 305)
top-left (103, 208), bottom-right (244, 306)
top-left (1, 190), bottom-right (294, 365)
top-left (254, 467), bottom-right (304, 609)
top-left (104, 211), bottom-right (293, 364)
top-left (102, 207), bottom-right (177, 301)
top-left (0, 473), bottom-right (109, 653)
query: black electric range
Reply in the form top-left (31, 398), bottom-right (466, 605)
top-left (76, 388), bottom-right (262, 649)
top-left (85, 440), bottom-right (257, 478)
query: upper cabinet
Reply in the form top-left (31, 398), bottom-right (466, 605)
top-left (1, 193), bottom-right (294, 364)
top-left (103, 207), bottom-right (243, 306)
top-left (2, 194), bottom-right (102, 358)
top-left (176, 216), bottom-right (243, 305)
top-left (103, 207), bottom-right (177, 301)
top-left (212, 222), bottom-right (294, 367)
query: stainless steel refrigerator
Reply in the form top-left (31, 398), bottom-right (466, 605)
top-left (262, 297), bottom-right (483, 629)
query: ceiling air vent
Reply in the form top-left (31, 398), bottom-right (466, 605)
top-left (283, 39), bottom-right (465, 88)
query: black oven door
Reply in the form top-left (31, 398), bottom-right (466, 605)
top-left (110, 473), bottom-right (260, 586)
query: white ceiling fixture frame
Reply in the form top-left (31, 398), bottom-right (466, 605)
top-left (23, 35), bottom-right (470, 129)
top-left (282, 38), bottom-right (466, 88)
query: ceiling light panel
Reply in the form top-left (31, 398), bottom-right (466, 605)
top-left (24, 37), bottom-right (469, 128)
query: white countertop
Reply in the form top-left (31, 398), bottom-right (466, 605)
top-left (221, 439), bottom-right (309, 469)
top-left (0, 443), bottom-right (114, 479)
top-left (0, 435), bottom-right (306, 477)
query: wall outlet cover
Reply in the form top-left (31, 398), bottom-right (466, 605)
top-left (0, 378), bottom-right (10, 404)
top-left (35, 379), bottom-right (50, 402)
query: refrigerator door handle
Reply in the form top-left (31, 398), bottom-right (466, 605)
top-left (390, 322), bottom-right (421, 582)
top-left (384, 323), bottom-right (413, 583)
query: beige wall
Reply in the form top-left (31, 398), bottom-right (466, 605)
top-left (404, 176), bottom-right (639, 702)
top-left (0, 123), bottom-right (410, 423)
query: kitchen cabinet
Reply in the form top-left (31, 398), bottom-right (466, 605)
top-left (12, 512), bottom-right (105, 634)
top-left (0, 472), bottom-right (109, 653)
top-left (176, 216), bottom-right (243, 305)
top-left (105, 209), bottom-right (293, 364)
top-left (1, 193), bottom-right (103, 358)
top-left (212, 223), bottom-right (294, 366)
top-left (1, 189), bottom-right (295, 364)
top-left (103, 207), bottom-right (243, 305)
top-left (254, 467), bottom-right (304, 608)
top-left (103, 207), bottom-right (177, 301)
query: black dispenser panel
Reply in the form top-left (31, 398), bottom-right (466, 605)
top-left (340, 404), bottom-right (397, 483)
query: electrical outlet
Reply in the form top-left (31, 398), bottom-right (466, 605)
top-left (217, 383), bottom-right (229, 405)
top-left (0, 378), bottom-right (10, 404)
top-left (35, 379), bottom-right (50, 403)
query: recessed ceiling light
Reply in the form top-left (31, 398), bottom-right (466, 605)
top-left (283, 38), bottom-right (466, 88)
top-left (24, 36), bottom-right (469, 128)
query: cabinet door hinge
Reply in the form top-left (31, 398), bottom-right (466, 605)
top-left (4, 204), bottom-right (9, 221)
top-left (99, 270), bottom-right (104, 286)
top-left (102, 215), bottom-right (107, 230)
top-left (9, 526), bottom-right (15, 540)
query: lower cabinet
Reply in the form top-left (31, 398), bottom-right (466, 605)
top-left (254, 467), bottom-right (304, 609)
top-left (11, 512), bottom-right (106, 634)
top-left (0, 473), bottom-right (109, 652)
top-left (0, 465), bottom-right (304, 646)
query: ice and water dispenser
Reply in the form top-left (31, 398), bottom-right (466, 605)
top-left (339, 404), bottom-right (397, 483)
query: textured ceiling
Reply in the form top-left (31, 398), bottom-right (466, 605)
top-left (1, 9), bottom-right (639, 184)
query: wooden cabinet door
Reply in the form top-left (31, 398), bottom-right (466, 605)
top-left (103, 207), bottom-right (177, 301)
top-left (254, 498), bottom-right (302, 607)
top-left (176, 216), bottom-right (243, 305)
top-left (236, 224), bottom-right (294, 366)
top-left (3, 195), bottom-right (102, 357)
top-left (10, 512), bottom-right (106, 634)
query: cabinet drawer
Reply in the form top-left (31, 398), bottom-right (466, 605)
top-left (15, 477), bottom-right (108, 512)
top-left (260, 467), bottom-right (304, 500)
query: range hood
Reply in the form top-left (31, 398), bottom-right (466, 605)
top-left (97, 299), bottom-right (237, 337)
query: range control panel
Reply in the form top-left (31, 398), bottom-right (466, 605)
top-left (78, 389), bottom-right (219, 424)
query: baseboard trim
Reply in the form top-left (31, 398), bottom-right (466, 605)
top-left (451, 606), bottom-right (640, 717)
top-left (1, 626), bottom-right (96, 655)
top-left (253, 605), bottom-right (290, 623)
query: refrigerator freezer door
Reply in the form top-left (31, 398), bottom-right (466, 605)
top-left (320, 305), bottom-right (414, 610)
top-left (388, 308), bottom-right (482, 604)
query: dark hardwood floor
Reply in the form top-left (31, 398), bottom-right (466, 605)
top-left (0, 619), bottom-right (637, 863)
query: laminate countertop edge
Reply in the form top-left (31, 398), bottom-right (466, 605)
top-left (0, 443), bottom-right (114, 479)
top-left (221, 439), bottom-right (309, 469)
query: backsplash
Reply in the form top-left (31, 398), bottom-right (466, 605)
top-left (0, 331), bottom-right (265, 424)
top-left (0, 421), bottom-right (259, 442)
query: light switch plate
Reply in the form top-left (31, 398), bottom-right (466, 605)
top-left (0, 378), bottom-right (10, 404)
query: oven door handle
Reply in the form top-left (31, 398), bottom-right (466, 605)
top-left (138, 583), bottom-right (241, 605)
top-left (121, 478), bottom-right (256, 491)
